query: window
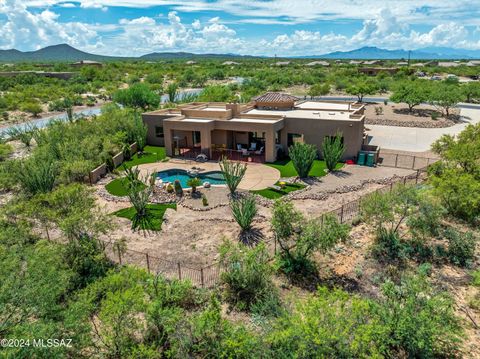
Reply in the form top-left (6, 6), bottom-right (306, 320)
top-left (287, 133), bottom-right (304, 147)
top-left (155, 126), bottom-right (164, 138)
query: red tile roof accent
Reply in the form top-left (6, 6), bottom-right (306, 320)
top-left (254, 92), bottom-right (299, 103)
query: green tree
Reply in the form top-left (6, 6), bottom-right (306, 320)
top-left (390, 80), bottom-right (428, 112)
top-left (321, 132), bottom-right (345, 171)
top-left (346, 78), bottom-right (378, 102)
top-left (427, 82), bottom-right (462, 117)
top-left (430, 123), bottom-right (480, 222)
top-left (461, 81), bottom-right (480, 103)
top-left (197, 85), bottom-right (235, 102)
top-left (113, 83), bottom-right (160, 111)
top-left (288, 142), bottom-right (317, 178)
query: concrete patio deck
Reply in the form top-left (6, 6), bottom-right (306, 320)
top-left (136, 159), bottom-right (280, 190)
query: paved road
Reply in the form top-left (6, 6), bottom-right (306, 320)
top-left (367, 105), bottom-right (480, 152)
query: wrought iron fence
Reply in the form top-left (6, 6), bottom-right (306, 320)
top-left (100, 162), bottom-right (435, 288)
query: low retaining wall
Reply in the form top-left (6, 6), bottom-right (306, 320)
top-left (88, 142), bottom-right (138, 184)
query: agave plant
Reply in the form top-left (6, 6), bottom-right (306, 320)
top-left (127, 176), bottom-right (153, 232)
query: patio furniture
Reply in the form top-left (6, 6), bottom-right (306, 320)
top-left (236, 144), bottom-right (243, 151)
top-left (254, 146), bottom-right (264, 155)
top-left (249, 143), bottom-right (257, 151)
top-left (195, 153), bottom-right (208, 162)
top-left (241, 149), bottom-right (250, 157)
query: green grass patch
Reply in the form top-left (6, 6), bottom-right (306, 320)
top-left (113, 203), bottom-right (177, 231)
top-left (267, 158), bottom-right (343, 178)
top-left (122, 145), bottom-right (166, 169)
top-left (105, 178), bottom-right (146, 197)
top-left (251, 182), bottom-right (306, 199)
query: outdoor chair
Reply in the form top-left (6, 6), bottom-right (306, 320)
top-left (236, 144), bottom-right (243, 151)
top-left (254, 146), bottom-right (264, 155)
top-left (249, 143), bottom-right (257, 151)
top-left (241, 149), bottom-right (250, 157)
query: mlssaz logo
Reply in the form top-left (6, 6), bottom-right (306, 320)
top-left (33, 339), bottom-right (73, 348)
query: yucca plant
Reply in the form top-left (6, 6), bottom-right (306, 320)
top-left (322, 132), bottom-right (345, 172)
top-left (220, 156), bottom-right (247, 195)
top-left (230, 195), bottom-right (257, 231)
top-left (288, 142), bottom-right (317, 178)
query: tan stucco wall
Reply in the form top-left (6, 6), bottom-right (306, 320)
top-left (280, 117), bottom-right (364, 160)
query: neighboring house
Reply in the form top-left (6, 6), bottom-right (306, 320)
top-left (142, 92), bottom-right (365, 162)
top-left (362, 60), bottom-right (383, 65)
top-left (396, 61), bottom-right (409, 66)
top-left (411, 62), bottom-right (425, 67)
top-left (359, 67), bottom-right (400, 76)
top-left (305, 61), bottom-right (330, 67)
top-left (222, 61), bottom-right (240, 65)
top-left (427, 61), bottom-right (463, 68)
top-left (466, 60), bottom-right (480, 67)
top-left (349, 60), bottom-right (363, 65)
top-left (273, 61), bottom-right (291, 66)
top-left (186, 60), bottom-right (197, 65)
top-left (71, 60), bottom-right (103, 68)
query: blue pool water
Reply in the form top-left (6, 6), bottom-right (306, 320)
top-left (156, 169), bottom-right (226, 188)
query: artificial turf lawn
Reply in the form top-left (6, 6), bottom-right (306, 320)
top-left (105, 178), bottom-right (146, 196)
top-left (251, 182), bottom-right (306, 199)
top-left (113, 203), bottom-right (177, 231)
top-left (122, 146), bottom-right (166, 169)
top-left (266, 158), bottom-right (343, 178)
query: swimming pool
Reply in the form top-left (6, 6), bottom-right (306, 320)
top-left (156, 169), bottom-right (226, 188)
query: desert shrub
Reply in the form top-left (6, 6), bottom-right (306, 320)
top-left (321, 132), bottom-right (345, 172)
top-left (127, 178), bottom-right (153, 232)
top-left (374, 106), bottom-right (383, 115)
top-left (443, 228), bottom-right (477, 267)
top-left (64, 234), bottom-right (113, 290)
top-left (269, 287), bottom-right (387, 358)
top-left (59, 159), bottom-right (94, 183)
top-left (288, 142), bottom-right (317, 178)
top-left (378, 273), bottom-right (462, 358)
top-left (272, 200), bottom-right (349, 277)
top-left (170, 296), bottom-right (265, 358)
top-left (219, 156), bottom-right (247, 194)
top-left (219, 241), bottom-right (280, 315)
top-left (21, 101), bottom-right (42, 117)
top-left (0, 143), bottom-right (13, 161)
top-left (230, 195), bottom-right (257, 231)
top-left (16, 157), bottom-right (57, 195)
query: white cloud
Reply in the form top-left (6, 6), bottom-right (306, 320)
top-left (0, 0), bottom-right (98, 50)
top-left (2, 1), bottom-right (480, 55)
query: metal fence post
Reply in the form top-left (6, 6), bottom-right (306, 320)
top-left (412, 156), bottom-right (416, 169)
top-left (395, 154), bottom-right (398, 168)
top-left (178, 262), bottom-right (182, 280)
top-left (340, 205), bottom-right (344, 223)
top-left (146, 253), bottom-right (150, 273)
top-left (117, 244), bottom-right (122, 265)
top-left (416, 170), bottom-right (420, 184)
top-left (200, 268), bottom-right (205, 288)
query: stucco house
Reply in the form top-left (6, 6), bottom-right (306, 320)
top-left (142, 92), bottom-right (365, 163)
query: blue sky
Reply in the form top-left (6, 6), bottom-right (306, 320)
top-left (1, 1), bottom-right (480, 56)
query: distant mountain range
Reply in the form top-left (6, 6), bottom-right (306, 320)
top-left (0, 44), bottom-right (479, 62)
top-left (310, 46), bottom-right (480, 60)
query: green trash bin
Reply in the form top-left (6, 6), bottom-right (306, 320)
top-left (357, 151), bottom-right (366, 166)
top-left (366, 153), bottom-right (375, 167)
